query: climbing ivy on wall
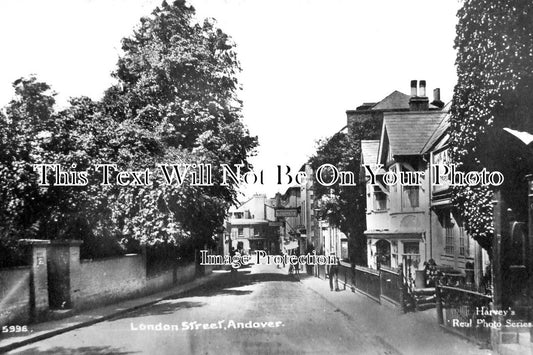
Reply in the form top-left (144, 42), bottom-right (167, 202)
top-left (450, 0), bottom-right (533, 252)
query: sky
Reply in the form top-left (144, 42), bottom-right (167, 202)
top-left (0, 0), bottom-right (462, 197)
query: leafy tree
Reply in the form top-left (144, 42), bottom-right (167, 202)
top-left (0, 0), bottom-right (257, 265)
top-left (0, 78), bottom-right (55, 239)
top-left (102, 0), bottom-right (257, 250)
top-left (450, 0), bottom-right (533, 252)
top-left (309, 116), bottom-right (381, 265)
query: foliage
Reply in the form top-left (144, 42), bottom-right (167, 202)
top-left (0, 0), bottom-right (257, 264)
top-left (450, 0), bottom-right (533, 252)
top-left (101, 0), bottom-right (257, 248)
top-left (0, 77), bottom-right (55, 242)
top-left (309, 116), bottom-right (381, 265)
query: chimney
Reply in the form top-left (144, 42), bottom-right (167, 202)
top-left (419, 80), bottom-right (426, 96)
top-left (410, 80), bottom-right (417, 96)
top-left (431, 88), bottom-right (445, 108)
top-left (409, 79), bottom-right (429, 111)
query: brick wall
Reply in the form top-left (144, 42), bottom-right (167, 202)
top-left (0, 266), bottom-right (31, 326)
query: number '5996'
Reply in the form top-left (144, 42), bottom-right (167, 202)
top-left (2, 325), bottom-right (28, 333)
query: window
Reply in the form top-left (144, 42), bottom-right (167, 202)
top-left (402, 186), bottom-right (419, 208)
top-left (238, 228), bottom-right (244, 238)
top-left (391, 241), bottom-right (398, 267)
top-left (403, 241), bottom-right (419, 255)
top-left (341, 240), bottom-right (348, 260)
top-left (444, 212), bottom-right (455, 255)
top-left (458, 226), bottom-right (466, 256)
top-left (457, 217), bottom-right (468, 257)
top-left (234, 212), bottom-right (244, 219)
top-left (373, 186), bottom-right (388, 210)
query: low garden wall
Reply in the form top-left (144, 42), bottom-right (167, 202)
top-left (1, 240), bottom-right (205, 326)
top-left (77, 254), bottom-right (146, 308)
top-left (0, 266), bottom-right (31, 326)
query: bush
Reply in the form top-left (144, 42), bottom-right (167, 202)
top-left (0, 239), bottom-right (28, 268)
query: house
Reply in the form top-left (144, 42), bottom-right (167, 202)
top-left (346, 80), bottom-right (444, 266)
top-left (269, 186), bottom-right (306, 255)
top-left (363, 80), bottom-right (447, 289)
top-left (424, 111), bottom-right (490, 288)
top-left (225, 194), bottom-right (280, 255)
top-left (319, 219), bottom-right (348, 260)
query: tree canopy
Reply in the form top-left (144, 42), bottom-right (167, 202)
top-left (450, 0), bottom-right (533, 252)
top-left (308, 116), bottom-right (381, 265)
top-left (0, 0), bottom-right (257, 266)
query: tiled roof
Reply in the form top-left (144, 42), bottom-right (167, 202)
top-left (371, 91), bottom-right (411, 110)
top-left (421, 112), bottom-right (450, 153)
top-left (383, 111), bottom-right (447, 156)
top-left (370, 90), bottom-right (440, 111)
top-left (361, 140), bottom-right (380, 165)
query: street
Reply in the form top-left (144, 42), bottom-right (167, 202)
top-left (7, 264), bottom-right (398, 355)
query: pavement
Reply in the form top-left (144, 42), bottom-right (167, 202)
top-left (296, 271), bottom-right (493, 355)
top-left (0, 271), bottom-right (221, 354)
top-left (0, 264), bottom-right (503, 354)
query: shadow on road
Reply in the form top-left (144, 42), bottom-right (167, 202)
top-left (13, 345), bottom-right (135, 355)
top-left (111, 268), bottom-right (300, 321)
top-left (175, 269), bottom-right (299, 299)
top-left (113, 300), bottom-right (206, 320)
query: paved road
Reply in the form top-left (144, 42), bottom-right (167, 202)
top-left (8, 264), bottom-right (396, 355)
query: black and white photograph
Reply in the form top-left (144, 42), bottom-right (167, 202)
top-left (1, 0), bottom-right (533, 354)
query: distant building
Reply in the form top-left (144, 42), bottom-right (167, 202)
top-left (320, 219), bottom-right (348, 260)
top-left (269, 187), bottom-right (305, 255)
top-left (225, 194), bottom-right (279, 255)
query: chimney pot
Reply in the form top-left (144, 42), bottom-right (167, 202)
top-left (433, 88), bottom-right (440, 102)
top-left (419, 80), bottom-right (426, 97)
top-left (409, 80), bottom-right (429, 111)
top-left (410, 80), bottom-right (418, 96)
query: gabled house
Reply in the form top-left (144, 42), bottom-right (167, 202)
top-left (363, 81), bottom-right (447, 289)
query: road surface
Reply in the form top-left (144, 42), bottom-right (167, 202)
top-left (8, 264), bottom-right (400, 355)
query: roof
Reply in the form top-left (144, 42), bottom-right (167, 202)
top-left (370, 90), bottom-right (440, 111)
top-left (421, 112), bottom-right (450, 153)
top-left (371, 91), bottom-right (411, 110)
top-left (383, 111), bottom-right (448, 156)
top-left (361, 140), bottom-right (380, 165)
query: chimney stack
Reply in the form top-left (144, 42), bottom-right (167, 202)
top-left (433, 88), bottom-right (440, 101)
top-left (409, 79), bottom-right (429, 111)
top-left (431, 88), bottom-right (445, 108)
top-left (410, 80), bottom-right (417, 96)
